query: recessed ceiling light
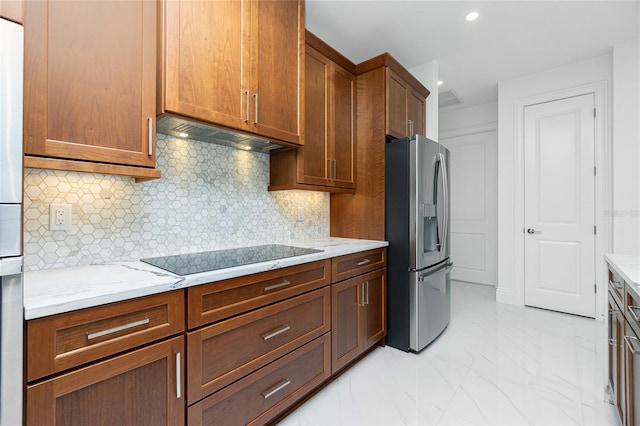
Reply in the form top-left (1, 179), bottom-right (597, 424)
top-left (178, 132), bottom-right (189, 138)
top-left (465, 12), bottom-right (479, 22)
top-left (437, 80), bottom-right (444, 86)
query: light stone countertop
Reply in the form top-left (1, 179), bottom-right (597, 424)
top-left (24, 237), bottom-right (388, 320)
top-left (605, 254), bottom-right (640, 290)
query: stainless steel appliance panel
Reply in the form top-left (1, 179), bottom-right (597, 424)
top-left (0, 206), bottom-right (20, 258)
top-left (410, 261), bottom-right (452, 352)
top-left (0, 258), bottom-right (22, 426)
top-left (0, 18), bottom-right (23, 205)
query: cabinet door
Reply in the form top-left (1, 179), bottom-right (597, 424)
top-left (300, 46), bottom-right (330, 186)
top-left (162, 0), bottom-right (250, 131)
top-left (27, 337), bottom-right (184, 426)
top-left (250, 0), bottom-right (303, 144)
top-left (332, 63), bottom-right (357, 188)
top-left (331, 276), bottom-right (363, 373)
top-left (362, 268), bottom-right (387, 349)
top-left (24, 0), bottom-right (156, 167)
top-left (407, 87), bottom-right (425, 136)
top-left (625, 322), bottom-right (640, 426)
top-left (0, 0), bottom-right (22, 23)
top-left (386, 68), bottom-right (408, 139)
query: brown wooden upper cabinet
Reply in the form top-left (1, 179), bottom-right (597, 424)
top-left (387, 68), bottom-right (426, 139)
top-left (269, 32), bottom-right (356, 192)
top-left (158, 0), bottom-right (304, 146)
top-left (0, 0), bottom-right (22, 23)
top-left (23, 0), bottom-right (160, 181)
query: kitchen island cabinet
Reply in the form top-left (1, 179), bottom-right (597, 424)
top-left (269, 31), bottom-right (356, 192)
top-left (158, 0), bottom-right (304, 146)
top-left (23, 0), bottom-right (160, 181)
top-left (606, 255), bottom-right (640, 426)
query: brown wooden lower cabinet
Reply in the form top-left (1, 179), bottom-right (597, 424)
top-left (332, 268), bottom-right (386, 374)
top-left (187, 333), bottom-right (331, 426)
top-left (624, 321), bottom-right (640, 426)
top-left (27, 336), bottom-right (185, 426)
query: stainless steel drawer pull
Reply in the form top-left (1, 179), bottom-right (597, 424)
top-left (356, 259), bottom-right (371, 266)
top-left (262, 325), bottom-right (291, 341)
top-left (87, 317), bottom-right (150, 340)
top-left (254, 93), bottom-right (259, 124)
top-left (147, 117), bottom-right (153, 157)
top-left (262, 379), bottom-right (291, 399)
top-left (245, 90), bottom-right (250, 122)
top-left (359, 282), bottom-right (365, 307)
top-left (624, 335), bottom-right (640, 355)
top-left (264, 280), bottom-right (291, 292)
top-left (365, 281), bottom-right (369, 305)
top-left (176, 352), bottom-right (182, 399)
top-left (629, 306), bottom-right (640, 323)
top-left (609, 279), bottom-right (623, 291)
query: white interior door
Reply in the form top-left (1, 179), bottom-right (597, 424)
top-left (440, 130), bottom-right (497, 286)
top-left (524, 94), bottom-right (595, 318)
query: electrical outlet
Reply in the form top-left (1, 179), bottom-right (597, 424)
top-left (50, 204), bottom-right (72, 231)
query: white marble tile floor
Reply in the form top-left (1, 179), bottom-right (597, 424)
top-left (279, 281), bottom-right (620, 425)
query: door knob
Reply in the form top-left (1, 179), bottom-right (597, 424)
top-left (527, 228), bottom-right (541, 234)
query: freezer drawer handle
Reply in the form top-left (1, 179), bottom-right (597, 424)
top-left (356, 259), bottom-right (371, 266)
top-left (264, 280), bottom-right (291, 292)
top-left (262, 379), bottom-right (291, 399)
top-left (87, 317), bottom-right (150, 340)
top-left (262, 325), bottom-right (291, 341)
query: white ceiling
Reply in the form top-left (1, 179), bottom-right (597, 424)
top-left (306, 0), bottom-right (640, 109)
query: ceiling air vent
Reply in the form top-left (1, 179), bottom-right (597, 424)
top-left (439, 90), bottom-right (463, 108)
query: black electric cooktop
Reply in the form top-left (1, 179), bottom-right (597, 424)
top-left (141, 244), bottom-right (322, 276)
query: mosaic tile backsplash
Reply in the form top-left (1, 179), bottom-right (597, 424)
top-left (23, 134), bottom-right (330, 271)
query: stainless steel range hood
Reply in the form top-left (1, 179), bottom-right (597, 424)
top-left (157, 115), bottom-right (286, 152)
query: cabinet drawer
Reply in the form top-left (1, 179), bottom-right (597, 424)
top-left (188, 333), bottom-right (331, 426)
top-left (187, 259), bottom-right (331, 328)
top-left (626, 284), bottom-right (640, 338)
top-left (187, 287), bottom-right (330, 404)
top-left (332, 248), bottom-right (387, 282)
top-left (27, 290), bottom-right (185, 381)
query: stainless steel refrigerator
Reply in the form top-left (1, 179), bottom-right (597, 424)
top-left (385, 134), bottom-right (452, 352)
top-left (0, 17), bottom-right (24, 425)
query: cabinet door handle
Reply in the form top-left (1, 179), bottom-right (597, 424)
top-left (245, 90), bottom-right (250, 122)
top-left (87, 317), bottom-right (150, 340)
top-left (356, 259), bottom-right (371, 266)
top-left (262, 325), bottom-right (291, 341)
top-left (625, 335), bottom-right (640, 355)
top-left (359, 282), bottom-right (365, 307)
top-left (327, 159), bottom-right (332, 180)
top-left (609, 338), bottom-right (617, 346)
top-left (254, 93), bottom-right (259, 124)
top-left (408, 119), bottom-right (414, 136)
top-left (147, 117), bottom-right (153, 157)
top-left (333, 159), bottom-right (337, 181)
top-left (264, 280), bottom-right (291, 292)
top-left (175, 351), bottom-right (182, 399)
top-left (262, 379), bottom-right (290, 399)
top-left (365, 281), bottom-right (369, 305)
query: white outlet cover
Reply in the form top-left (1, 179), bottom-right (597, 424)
top-left (50, 204), bottom-right (72, 231)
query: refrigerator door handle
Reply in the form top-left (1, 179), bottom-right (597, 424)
top-left (433, 157), bottom-right (442, 250)
top-left (417, 261), bottom-right (453, 281)
top-left (440, 153), bottom-right (449, 256)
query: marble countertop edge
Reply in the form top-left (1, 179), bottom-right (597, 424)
top-left (24, 238), bottom-right (388, 320)
top-left (605, 253), bottom-right (640, 287)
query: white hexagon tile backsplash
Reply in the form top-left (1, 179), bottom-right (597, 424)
top-left (23, 133), bottom-right (330, 271)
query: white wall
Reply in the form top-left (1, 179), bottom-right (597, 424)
top-left (497, 54), bottom-right (611, 308)
top-left (612, 38), bottom-right (640, 254)
top-left (410, 61), bottom-right (439, 141)
top-left (440, 103), bottom-right (498, 286)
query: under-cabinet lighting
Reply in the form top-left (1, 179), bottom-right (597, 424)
top-left (178, 132), bottom-right (189, 138)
